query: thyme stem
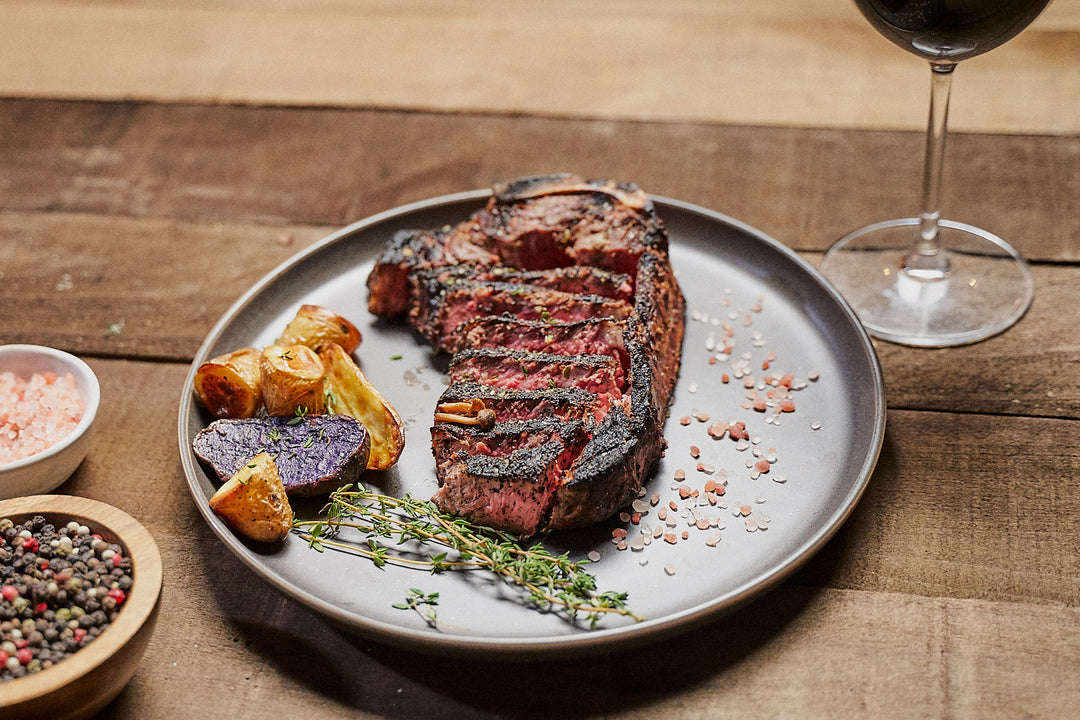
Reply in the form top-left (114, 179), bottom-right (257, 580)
top-left (293, 485), bottom-right (642, 627)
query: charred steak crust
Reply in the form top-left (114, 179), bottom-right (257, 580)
top-left (367, 174), bottom-right (686, 535)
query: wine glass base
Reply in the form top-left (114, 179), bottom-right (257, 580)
top-left (821, 218), bottom-right (1034, 347)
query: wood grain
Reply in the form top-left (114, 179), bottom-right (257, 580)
top-left (2, 210), bottom-right (1077, 418)
top-left (1, 101), bottom-right (1076, 418)
top-left (1, 0), bottom-right (1078, 134)
top-left (2, 100), bottom-right (1076, 263)
top-left (35, 358), bottom-right (1079, 719)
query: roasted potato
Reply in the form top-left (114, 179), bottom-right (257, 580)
top-left (319, 342), bottom-right (405, 471)
top-left (278, 304), bottom-right (362, 353)
top-left (208, 453), bottom-right (293, 544)
top-left (194, 347), bottom-right (263, 418)
top-left (259, 344), bottom-right (326, 417)
top-left (209, 452), bottom-right (294, 543)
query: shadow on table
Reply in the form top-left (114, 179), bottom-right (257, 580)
top-left (195, 554), bottom-right (826, 720)
top-left (173, 433), bottom-right (904, 720)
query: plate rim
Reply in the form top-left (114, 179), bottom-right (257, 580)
top-left (177, 188), bottom-right (886, 659)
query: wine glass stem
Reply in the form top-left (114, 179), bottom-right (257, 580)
top-left (907, 61), bottom-right (956, 279)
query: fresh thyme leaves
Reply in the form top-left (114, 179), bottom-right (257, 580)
top-left (393, 588), bottom-right (440, 628)
top-left (293, 485), bottom-right (641, 628)
top-left (286, 406), bottom-right (309, 426)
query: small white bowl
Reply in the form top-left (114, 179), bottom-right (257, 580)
top-left (0, 345), bottom-right (100, 499)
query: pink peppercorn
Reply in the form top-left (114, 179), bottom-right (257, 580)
top-left (16, 648), bottom-right (32, 665)
top-left (1, 585), bottom-right (17, 602)
top-left (111, 553), bottom-right (123, 568)
top-left (21, 537), bottom-right (39, 553)
top-left (0, 650), bottom-right (7, 664)
top-left (107, 588), bottom-right (127, 605)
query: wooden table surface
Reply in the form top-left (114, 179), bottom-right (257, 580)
top-left (2, 2), bottom-right (1078, 717)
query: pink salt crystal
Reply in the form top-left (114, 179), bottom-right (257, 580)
top-left (0, 372), bottom-right (83, 464)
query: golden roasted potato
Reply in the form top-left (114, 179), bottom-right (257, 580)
top-left (278, 304), bottom-right (362, 353)
top-left (194, 347), bottom-right (263, 418)
top-left (259, 344), bottom-right (326, 417)
top-left (209, 452), bottom-right (293, 543)
top-left (319, 342), bottom-right (405, 471)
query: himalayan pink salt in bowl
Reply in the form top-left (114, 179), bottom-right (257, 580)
top-left (0, 346), bottom-right (100, 499)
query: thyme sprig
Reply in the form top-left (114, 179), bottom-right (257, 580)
top-left (393, 588), bottom-right (440, 628)
top-left (293, 484), bottom-right (642, 628)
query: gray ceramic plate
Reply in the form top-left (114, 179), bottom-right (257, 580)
top-left (178, 190), bottom-right (885, 659)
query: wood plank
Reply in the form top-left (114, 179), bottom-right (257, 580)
top-left (1, 100), bottom-right (1077, 263)
top-left (2, 211), bottom-right (1077, 419)
top-left (102, 574), bottom-right (1080, 719)
top-left (1, 0), bottom-right (1078, 134)
top-left (58, 357), bottom-right (1080, 717)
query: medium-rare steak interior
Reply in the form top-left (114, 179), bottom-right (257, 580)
top-left (366, 174), bottom-right (686, 536)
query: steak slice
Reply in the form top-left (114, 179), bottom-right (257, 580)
top-left (449, 348), bottom-right (624, 397)
top-left (366, 226), bottom-right (498, 317)
top-left (551, 340), bottom-right (663, 527)
top-left (431, 417), bottom-right (589, 535)
top-left (447, 316), bottom-right (629, 366)
top-left (438, 382), bottom-right (599, 423)
top-left (410, 264), bottom-right (634, 306)
top-left (416, 281), bottom-right (633, 353)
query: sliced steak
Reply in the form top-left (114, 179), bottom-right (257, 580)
top-left (366, 174), bottom-right (685, 536)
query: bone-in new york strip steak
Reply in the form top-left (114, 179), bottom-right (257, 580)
top-left (366, 174), bottom-right (686, 536)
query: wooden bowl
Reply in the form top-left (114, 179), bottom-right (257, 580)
top-left (0, 495), bottom-right (162, 720)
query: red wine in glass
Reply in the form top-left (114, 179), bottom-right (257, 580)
top-left (821, 0), bottom-right (1052, 346)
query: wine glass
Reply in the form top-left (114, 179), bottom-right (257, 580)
top-left (821, 0), bottom-right (1052, 346)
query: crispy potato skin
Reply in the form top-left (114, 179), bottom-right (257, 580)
top-left (279, 304), bottom-right (362, 353)
top-left (208, 452), bottom-right (293, 542)
top-left (194, 347), bottom-right (263, 418)
top-left (259, 344), bottom-right (326, 416)
top-left (319, 343), bottom-right (405, 471)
